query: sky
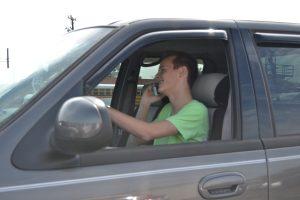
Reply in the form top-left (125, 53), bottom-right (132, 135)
top-left (0, 0), bottom-right (300, 85)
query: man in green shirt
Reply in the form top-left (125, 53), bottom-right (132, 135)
top-left (154, 100), bottom-right (208, 145)
top-left (108, 51), bottom-right (209, 145)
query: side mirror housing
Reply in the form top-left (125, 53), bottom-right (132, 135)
top-left (51, 96), bottom-right (113, 155)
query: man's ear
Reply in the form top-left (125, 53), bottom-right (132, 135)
top-left (178, 66), bottom-right (188, 78)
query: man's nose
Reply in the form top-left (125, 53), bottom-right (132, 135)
top-left (154, 72), bottom-right (160, 80)
top-left (154, 74), bottom-right (161, 81)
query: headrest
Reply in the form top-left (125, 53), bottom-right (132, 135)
top-left (192, 73), bottom-right (229, 107)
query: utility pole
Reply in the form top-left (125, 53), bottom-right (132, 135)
top-left (7, 48), bottom-right (9, 69)
top-left (0, 48), bottom-right (9, 69)
top-left (66, 15), bottom-right (77, 32)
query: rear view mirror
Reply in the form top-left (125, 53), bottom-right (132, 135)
top-left (51, 96), bottom-right (113, 155)
top-left (142, 57), bottom-right (160, 67)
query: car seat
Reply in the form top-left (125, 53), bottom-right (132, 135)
top-left (192, 73), bottom-right (230, 140)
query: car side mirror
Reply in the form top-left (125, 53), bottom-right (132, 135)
top-left (51, 96), bottom-right (113, 155)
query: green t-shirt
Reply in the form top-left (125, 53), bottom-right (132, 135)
top-left (153, 100), bottom-right (209, 145)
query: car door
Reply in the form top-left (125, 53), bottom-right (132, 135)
top-left (240, 23), bottom-right (300, 199)
top-left (0, 20), bottom-right (268, 200)
top-left (243, 28), bottom-right (300, 200)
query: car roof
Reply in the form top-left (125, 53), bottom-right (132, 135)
top-left (107, 18), bottom-right (300, 33)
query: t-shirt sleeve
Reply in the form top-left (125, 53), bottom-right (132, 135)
top-left (166, 103), bottom-right (207, 141)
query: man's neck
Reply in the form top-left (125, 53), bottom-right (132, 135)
top-left (168, 86), bottom-right (193, 114)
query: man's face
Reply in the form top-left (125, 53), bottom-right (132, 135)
top-left (155, 56), bottom-right (179, 95)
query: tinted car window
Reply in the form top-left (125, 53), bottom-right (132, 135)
top-left (257, 46), bottom-right (300, 136)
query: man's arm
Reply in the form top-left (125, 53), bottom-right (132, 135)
top-left (108, 107), bottom-right (177, 141)
top-left (130, 102), bottom-right (150, 145)
top-left (126, 85), bottom-right (167, 143)
top-left (135, 102), bottom-right (150, 121)
top-left (129, 102), bottom-right (151, 145)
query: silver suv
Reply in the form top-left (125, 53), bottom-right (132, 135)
top-left (1, 19), bottom-right (300, 200)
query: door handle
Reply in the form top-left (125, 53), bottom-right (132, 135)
top-left (198, 172), bottom-right (246, 199)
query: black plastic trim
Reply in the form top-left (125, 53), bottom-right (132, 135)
top-left (254, 32), bottom-right (300, 45)
top-left (231, 27), bottom-right (259, 140)
top-left (225, 29), bottom-right (242, 140)
top-left (240, 29), bottom-right (274, 139)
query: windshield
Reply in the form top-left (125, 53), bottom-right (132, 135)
top-left (0, 27), bottom-right (114, 127)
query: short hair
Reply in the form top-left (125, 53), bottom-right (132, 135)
top-left (160, 51), bottom-right (198, 88)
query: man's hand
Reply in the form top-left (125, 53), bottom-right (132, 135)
top-left (136, 85), bottom-right (164, 122)
top-left (140, 85), bottom-right (164, 107)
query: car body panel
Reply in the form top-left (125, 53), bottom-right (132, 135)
top-left (0, 149), bottom-right (267, 200)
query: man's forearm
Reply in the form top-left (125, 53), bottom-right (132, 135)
top-left (107, 107), bottom-right (177, 141)
top-left (132, 103), bottom-right (151, 144)
top-left (135, 102), bottom-right (150, 121)
top-left (108, 107), bottom-right (153, 141)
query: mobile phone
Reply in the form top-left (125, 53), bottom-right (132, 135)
top-left (151, 82), bottom-right (159, 96)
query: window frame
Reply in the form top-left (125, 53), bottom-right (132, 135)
top-left (82, 29), bottom-right (241, 162)
top-left (12, 28), bottom-right (244, 170)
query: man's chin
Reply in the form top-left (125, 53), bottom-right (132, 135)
top-left (158, 88), bottom-right (165, 95)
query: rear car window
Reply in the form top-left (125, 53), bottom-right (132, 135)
top-left (257, 46), bottom-right (300, 136)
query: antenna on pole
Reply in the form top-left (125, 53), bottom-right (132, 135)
top-left (66, 15), bottom-right (77, 32)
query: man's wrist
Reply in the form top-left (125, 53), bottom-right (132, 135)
top-left (140, 100), bottom-right (151, 108)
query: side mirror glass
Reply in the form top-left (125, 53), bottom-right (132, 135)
top-left (51, 96), bottom-right (113, 155)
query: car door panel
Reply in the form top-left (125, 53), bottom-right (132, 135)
top-left (0, 148), bottom-right (267, 200)
top-left (263, 138), bottom-right (300, 200)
